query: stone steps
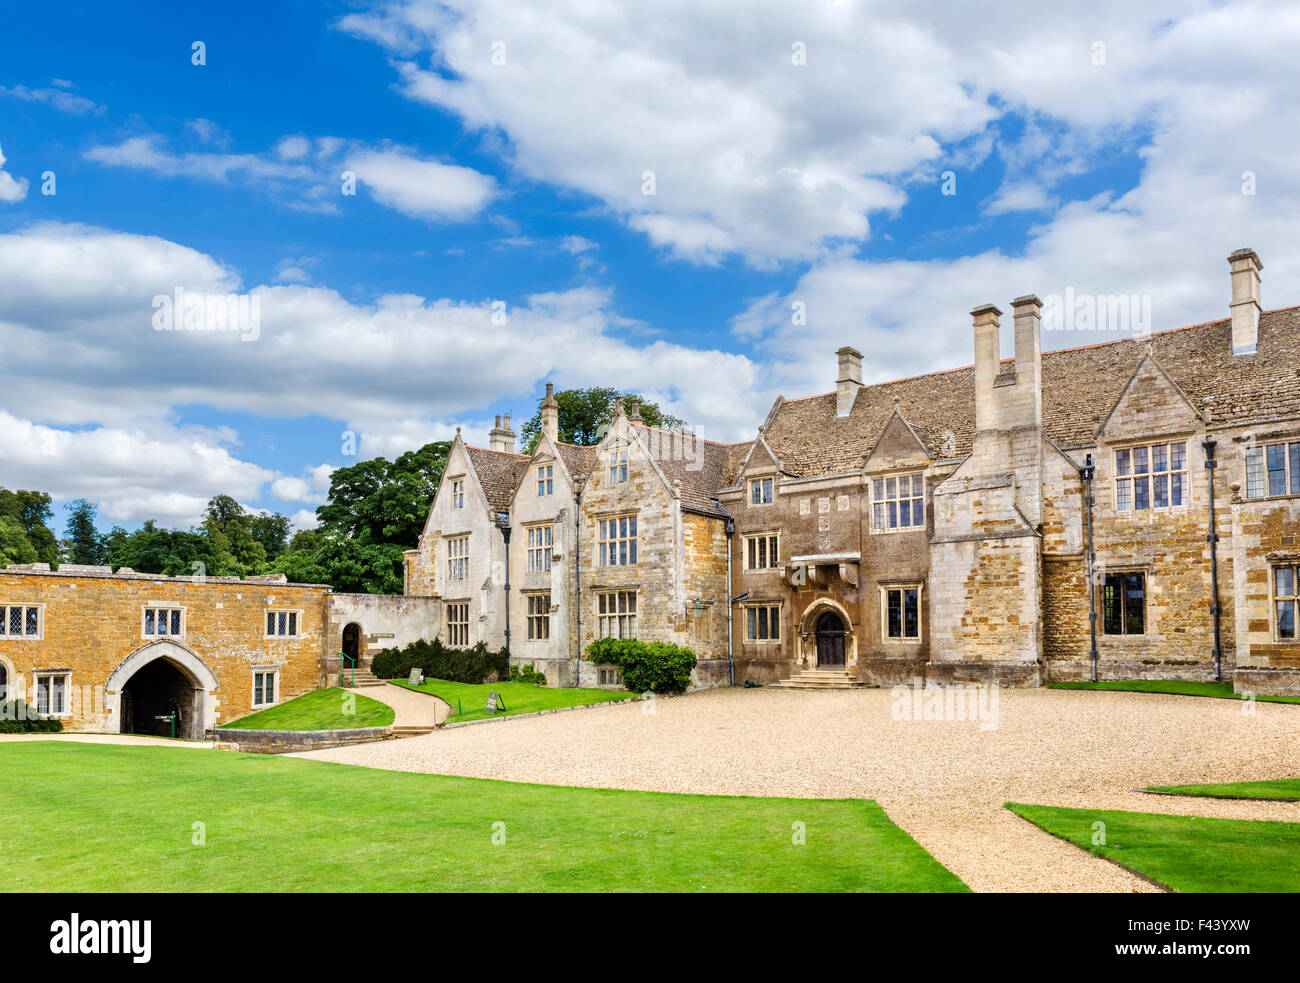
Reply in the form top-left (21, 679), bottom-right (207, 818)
top-left (770, 667), bottom-right (867, 690)
top-left (392, 725), bottom-right (435, 737)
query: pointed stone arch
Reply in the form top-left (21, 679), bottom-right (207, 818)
top-left (105, 639), bottom-right (220, 738)
top-left (797, 598), bottom-right (858, 670)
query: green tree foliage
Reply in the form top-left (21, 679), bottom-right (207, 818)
top-left (105, 520), bottom-right (234, 577)
top-left (518, 387), bottom-right (687, 453)
top-left (267, 440), bottom-right (451, 594)
top-left (0, 488), bottom-right (59, 567)
top-left (62, 499), bottom-right (109, 565)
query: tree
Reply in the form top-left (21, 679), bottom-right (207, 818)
top-left (200, 494), bottom-right (268, 575)
top-left (518, 387), bottom-right (687, 453)
top-left (0, 488), bottom-right (59, 565)
top-left (267, 439), bottom-right (451, 594)
top-left (63, 499), bottom-right (108, 565)
top-left (105, 521), bottom-right (235, 578)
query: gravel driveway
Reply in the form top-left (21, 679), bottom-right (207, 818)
top-left (294, 686), bottom-right (1300, 892)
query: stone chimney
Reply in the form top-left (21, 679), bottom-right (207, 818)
top-left (627, 396), bottom-right (643, 424)
top-left (1009, 294), bottom-right (1043, 429)
top-left (613, 395), bottom-right (624, 421)
top-left (971, 303), bottom-right (1002, 432)
top-left (836, 346), bottom-right (862, 417)
top-left (1228, 248), bottom-right (1262, 356)
top-left (488, 413), bottom-right (516, 453)
top-left (540, 383), bottom-right (559, 442)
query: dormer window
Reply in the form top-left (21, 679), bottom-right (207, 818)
top-left (450, 479), bottom-right (465, 509)
top-left (537, 464), bottom-right (554, 496)
top-left (872, 474), bottom-right (924, 532)
top-left (749, 477), bottom-right (774, 505)
top-left (1116, 442), bottom-right (1186, 510)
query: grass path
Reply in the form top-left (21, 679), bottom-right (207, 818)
top-left (1049, 680), bottom-right (1300, 704)
top-left (0, 743), bottom-right (966, 893)
top-left (393, 678), bottom-right (636, 722)
top-left (1007, 803), bottom-right (1300, 892)
top-left (1145, 777), bottom-right (1300, 801)
top-left (222, 688), bottom-right (394, 730)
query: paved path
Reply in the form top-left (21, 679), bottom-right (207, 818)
top-left (0, 732), bottom-right (214, 748)
top-left (348, 682), bottom-right (449, 728)
top-left (294, 687), bottom-right (1300, 892)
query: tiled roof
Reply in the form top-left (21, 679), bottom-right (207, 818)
top-left (554, 441), bottom-right (598, 484)
top-left (465, 445), bottom-right (531, 513)
top-left (761, 307), bottom-right (1300, 478)
top-left (630, 424), bottom-right (752, 518)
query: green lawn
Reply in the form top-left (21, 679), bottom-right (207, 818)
top-left (222, 687), bottom-right (394, 730)
top-left (1146, 778), bottom-right (1300, 801)
top-left (1007, 802), bottom-right (1300, 892)
top-left (1049, 679), bottom-right (1300, 704)
top-left (0, 744), bottom-right (966, 892)
top-left (394, 678), bottom-right (637, 722)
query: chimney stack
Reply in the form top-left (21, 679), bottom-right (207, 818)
top-left (836, 346), bottom-right (863, 417)
top-left (971, 303), bottom-right (1002, 432)
top-left (627, 396), bottom-right (643, 424)
top-left (489, 413), bottom-right (516, 454)
top-left (613, 395), bottom-right (624, 420)
top-left (1228, 248), bottom-right (1262, 356)
top-left (540, 382), bottom-right (559, 443)
top-left (1010, 294), bottom-right (1043, 429)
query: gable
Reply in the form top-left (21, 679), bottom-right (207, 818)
top-left (864, 411), bottom-right (930, 472)
top-left (1097, 354), bottom-right (1203, 443)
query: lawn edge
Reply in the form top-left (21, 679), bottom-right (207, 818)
top-left (1002, 802), bottom-right (1175, 894)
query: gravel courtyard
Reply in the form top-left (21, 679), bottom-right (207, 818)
top-left (295, 686), bottom-right (1300, 892)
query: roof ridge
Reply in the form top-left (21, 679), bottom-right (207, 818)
top-left (776, 304), bottom-right (1300, 406)
top-left (465, 444), bottom-right (529, 459)
top-left (630, 422), bottom-right (741, 448)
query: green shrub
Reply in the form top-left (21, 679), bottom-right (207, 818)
top-left (369, 638), bottom-right (510, 684)
top-left (509, 662), bottom-right (547, 685)
top-left (584, 638), bottom-right (697, 694)
top-left (0, 699), bottom-right (64, 734)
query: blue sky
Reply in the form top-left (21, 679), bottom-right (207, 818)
top-left (0, 1), bottom-right (1294, 533)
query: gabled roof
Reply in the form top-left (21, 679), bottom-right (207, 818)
top-left (465, 445), bottom-right (531, 513)
top-left (628, 423), bottom-right (751, 518)
top-left (554, 441), bottom-right (599, 485)
top-left (761, 307), bottom-right (1300, 478)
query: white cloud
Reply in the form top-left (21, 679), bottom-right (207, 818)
top-left (0, 144), bottom-right (28, 203)
top-left (0, 82), bottom-right (99, 115)
top-left (0, 223), bottom-right (766, 524)
top-left (85, 134), bottom-right (497, 222)
top-left (344, 147), bottom-right (497, 221)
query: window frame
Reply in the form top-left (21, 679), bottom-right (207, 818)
top-left (446, 535), bottom-right (470, 582)
top-left (446, 602), bottom-right (470, 648)
top-left (1245, 441), bottom-right (1300, 500)
top-left (526, 524), bottom-right (553, 573)
top-left (33, 671), bottom-right (71, 717)
top-left (449, 478), bottom-right (465, 510)
top-left (537, 464), bottom-right (554, 497)
top-left (141, 604), bottom-right (185, 640)
top-left (743, 532), bottom-right (780, 572)
top-left (264, 609), bottom-right (303, 640)
top-left (526, 591), bottom-right (551, 641)
top-left (1114, 441), bottom-right (1189, 512)
top-left (597, 515), bottom-right (638, 567)
top-left (0, 603), bottom-right (44, 640)
top-left (1272, 564), bottom-right (1299, 643)
top-left (596, 590), bottom-right (637, 639)
top-left (871, 473), bottom-right (926, 533)
top-left (880, 585), bottom-right (922, 642)
top-left (1101, 570), bottom-right (1147, 636)
top-left (251, 668), bottom-right (279, 709)
top-left (744, 603), bottom-right (781, 643)
top-left (749, 477), bottom-right (774, 506)
top-left (608, 449), bottom-right (629, 484)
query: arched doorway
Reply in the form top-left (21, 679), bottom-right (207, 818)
top-left (341, 623), bottom-right (361, 664)
top-left (107, 640), bottom-right (219, 740)
top-left (815, 611), bottom-right (847, 667)
top-left (121, 659), bottom-right (194, 738)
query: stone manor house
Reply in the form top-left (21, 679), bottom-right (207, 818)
top-left (2, 246), bottom-right (1298, 737)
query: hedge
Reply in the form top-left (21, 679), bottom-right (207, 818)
top-left (369, 638), bottom-right (510, 684)
top-left (0, 699), bottom-right (64, 734)
top-left (584, 638), bottom-right (697, 694)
